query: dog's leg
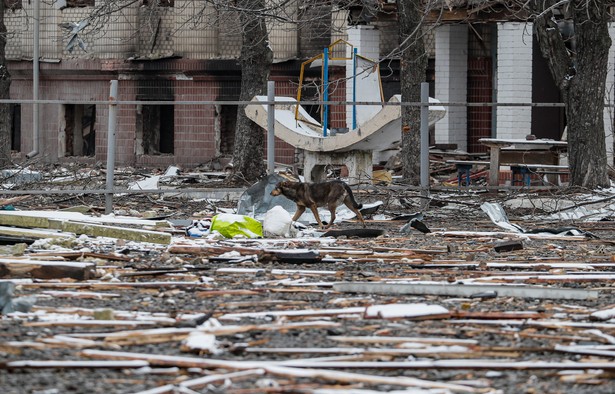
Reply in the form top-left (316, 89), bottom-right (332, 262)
top-left (327, 203), bottom-right (337, 228)
top-left (292, 205), bottom-right (306, 222)
top-left (344, 200), bottom-right (366, 228)
top-left (308, 204), bottom-right (325, 229)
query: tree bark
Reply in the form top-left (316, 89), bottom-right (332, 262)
top-left (532, 0), bottom-right (610, 188)
top-left (231, 0), bottom-right (273, 183)
top-left (0, 0), bottom-right (12, 167)
top-left (398, 0), bottom-right (427, 185)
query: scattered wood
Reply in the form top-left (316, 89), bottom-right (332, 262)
top-left (99, 320), bottom-right (340, 346)
top-left (179, 368), bottom-right (266, 390)
top-left (3, 190), bottom-right (615, 393)
top-left (81, 350), bottom-right (481, 393)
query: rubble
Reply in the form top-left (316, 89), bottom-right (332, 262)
top-left (0, 164), bottom-right (614, 393)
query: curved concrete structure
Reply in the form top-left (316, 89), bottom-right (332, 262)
top-left (245, 95), bottom-right (446, 182)
top-left (245, 95), bottom-right (446, 153)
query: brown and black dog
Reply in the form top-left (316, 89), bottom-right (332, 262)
top-left (270, 180), bottom-right (365, 228)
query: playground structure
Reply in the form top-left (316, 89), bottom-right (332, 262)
top-left (245, 40), bottom-right (446, 182)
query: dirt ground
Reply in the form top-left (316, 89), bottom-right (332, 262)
top-left (1, 164), bottom-right (615, 394)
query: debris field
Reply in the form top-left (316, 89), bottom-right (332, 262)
top-left (1, 166), bottom-right (615, 394)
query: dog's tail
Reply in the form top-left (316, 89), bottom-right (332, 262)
top-left (343, 182), bottom-right (363, 209)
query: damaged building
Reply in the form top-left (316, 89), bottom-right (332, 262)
top-left (4, 1), bottom-right (615, 168)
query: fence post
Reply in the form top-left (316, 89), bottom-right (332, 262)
top-left (420, 82), bottom-right (430, 194)
top-left (105, 80), bottom-right (119, 214)
top-left (267, 80), bottom-right (275, 175)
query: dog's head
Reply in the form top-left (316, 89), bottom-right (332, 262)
top-left (270, 181), bottom-right (288, 196)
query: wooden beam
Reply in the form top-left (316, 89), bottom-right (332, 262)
top-left (0, 259), bottom-right (95, 280)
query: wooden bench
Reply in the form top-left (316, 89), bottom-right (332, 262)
top-left (447, 160), bottom-right (568, 187)
top-left (446, 160), bottom-right (490, 186)
top-left (509, 164), bottom-right (569, 186)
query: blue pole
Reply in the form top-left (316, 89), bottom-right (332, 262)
top-left (323, 47), bottom-right (329, 137)
top-left (352, 47), bottom-right (357, 130)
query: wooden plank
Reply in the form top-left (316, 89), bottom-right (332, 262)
top-left (0, 260), bottom-right (95, 280)
top-left (4, 360), bottom-right (149, 369)
top-left (279, 360), bottom-right (615, 371)
top-left (334, 282), bottom-right (598, 300)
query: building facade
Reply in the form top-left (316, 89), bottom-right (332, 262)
top-left (5, 1), bottom-right (615, 168)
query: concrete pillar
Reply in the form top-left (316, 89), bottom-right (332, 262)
top-left (346, 25), bottom-right (380, 129)
top-left (496, 22), bottom-right (533, 139)
top-left (303, 150), bottom-right (372, 183)
top-left (434, 25), bottom-right (468, 150)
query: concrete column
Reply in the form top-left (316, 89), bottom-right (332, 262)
top-left (346, 25), bottom-right (380, 129)
top-left (496, 22), bottom-right (533, 139)
top-left (434, 25), bottom-right (468, 150)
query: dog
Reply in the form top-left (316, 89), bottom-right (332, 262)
top-left (270, 180), bottom-right (365, 229)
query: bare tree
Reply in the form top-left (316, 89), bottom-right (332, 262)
top-left (0, 0), bottom-right (12, 167)
top-left (398, 0), bottom-right (427, 185)
top-left (230, 0), bottom-right (273, 183)
top-left (528, 0), bottom-right (610, 188)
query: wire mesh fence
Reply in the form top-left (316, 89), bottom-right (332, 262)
top-left (2, 0), bottom-right (613, 208)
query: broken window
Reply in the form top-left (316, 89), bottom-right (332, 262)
top-left (136, 103), bottom-right (174, 155)
top-left (142, 0), bottom-right (174, 6)
top-left (5, 0), bottom-right (22, 11)
top-left (11, 104), bottom-right (20, 152)
top-left (61, 104), bottom-right (96, 157)
top-left (65, 0), bottom-right (95, 7)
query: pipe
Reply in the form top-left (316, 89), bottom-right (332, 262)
top-left (352, 47), bottom-right (357, 130)
top-left (267, 80), bottom-right (275, 174)
top-left (322, 47), bottom-right (329, 137)
top-left (27, 0), bottom-right (40, 158)
top-left (420, 82), bottom-right (430, 193)
top-left (105, 80), bottom-right (119, 214)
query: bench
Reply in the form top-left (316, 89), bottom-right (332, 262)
top-left (446, 160), bottom-right (490, 186)
top-left (509, 164), bottom-right (569, 186)
top-left (447, 160), bottom-right (569, 187)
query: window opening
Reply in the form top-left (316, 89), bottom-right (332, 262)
top-left (65, 0), bottom-right (95, 7)
top-left (62, 104), bottom-right (96, 157)
top-left (137, 103), bottom-right (174, 155)
top-left (11, 104), bottom-right (20, 152)
top-left (142, 0), bottom-right (174, 7)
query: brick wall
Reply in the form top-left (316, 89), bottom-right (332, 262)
top-left (8, 58), bottom-right (307, 169)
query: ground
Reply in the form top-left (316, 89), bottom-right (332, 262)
top-left (0, 164), bottom-right (614, 394)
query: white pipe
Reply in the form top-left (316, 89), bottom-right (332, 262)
top-left (267, 81), bottom-right (275, 174)
top-left (27, 0), bottom-right (40, 158)
top-left (105, 80), bottom-right (119, 214)
top-left (420, 82), bottom-right (429, 192)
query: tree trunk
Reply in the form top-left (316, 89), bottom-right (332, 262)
top-left (398, 0), bottom-right (427, 185)
top-left (532, 0), bottom-right (610, 188)
top-left (230, 0), bottom-right (273, 183)
top-left (0, 0), bottom-right (12, 168)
